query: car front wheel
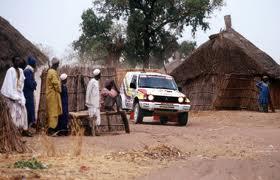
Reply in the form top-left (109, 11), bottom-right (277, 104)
top-left (178, 112), bottom-right (188, 126)
top-left (133, 102), bottom-right (143, 124)
top-left (160, 116), bottom-right (168, 125)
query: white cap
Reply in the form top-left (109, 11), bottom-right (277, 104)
top-left (60, 73), bottom-right (68, 80)
top-left (93, 69), bottom-right (101, 76)
top-left (51, 57), bottom-right (60, 65)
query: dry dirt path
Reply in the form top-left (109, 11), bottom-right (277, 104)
top-left (0, 111), bottom-right (280, 179)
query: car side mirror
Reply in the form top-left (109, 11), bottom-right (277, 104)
top-left (130, 82), bottom-right (136, 89)
top-left (178, 87), bottom-right (182, 92)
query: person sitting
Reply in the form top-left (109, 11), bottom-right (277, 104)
top-left (100, 80), bottom-right (120, 112)
top-left (101, 79), bottom-right (130, 133)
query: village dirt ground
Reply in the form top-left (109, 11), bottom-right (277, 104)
top-left (0, 111), bottom-right (280, 180)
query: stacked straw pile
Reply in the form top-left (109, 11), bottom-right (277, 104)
top-left (0, 95), bottom-right (27, 153)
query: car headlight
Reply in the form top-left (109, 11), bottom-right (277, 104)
top-left (178, 97), bottom-right (184, 103)
top-left (148, 95), bottom-right (154, 101)
top-left (185, 98), bottom-right (190, 103)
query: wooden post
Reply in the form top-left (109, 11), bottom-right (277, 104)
top-left (224, 15), bottom-right (232, 31)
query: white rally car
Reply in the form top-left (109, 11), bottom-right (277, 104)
top-left (120, 72), bottom-right (191, 126)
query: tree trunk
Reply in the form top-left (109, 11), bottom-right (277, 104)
top-left (143, 32), bottom-right (151, 69)
top-left (105, 51), bottom-right (121, 68)
top-left (105, 37), bottom-right (124, 68)
top-left (105, 54), bottom-right (114, 67)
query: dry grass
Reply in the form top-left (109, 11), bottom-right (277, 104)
top-left (0, 95), bottom-right (27, 153)
top-left (105, 144), bottom-right (187, 162)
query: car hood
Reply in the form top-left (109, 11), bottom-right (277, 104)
top-left (141, 88), bottom-right (186, 97)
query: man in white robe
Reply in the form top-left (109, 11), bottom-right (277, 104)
top-left (86, 69), bottom-right (101, 135)
top-left (1, 56), bottom-right (31, 136)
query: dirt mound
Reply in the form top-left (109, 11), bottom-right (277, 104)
top-left (105, 144), bottom-right (187, 162)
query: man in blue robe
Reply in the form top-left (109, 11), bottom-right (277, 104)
top-left (256, 76), bottom-right (270, 112)
top-left (23, 57), bottom-right (37, 127)
top-left (56, 73), bottom-right (69, 135)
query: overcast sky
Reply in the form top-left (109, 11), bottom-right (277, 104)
top-left (0, 0), bottom-right (279, 64)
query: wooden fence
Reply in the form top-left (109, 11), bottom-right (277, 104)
top-left (37, 66), bottom-right (116, 128)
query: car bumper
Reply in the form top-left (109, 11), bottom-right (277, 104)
top-left (139, 101), bottom-right (191, 113)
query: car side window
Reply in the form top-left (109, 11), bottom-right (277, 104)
top-left (131, 75), bottom-right (137, 87)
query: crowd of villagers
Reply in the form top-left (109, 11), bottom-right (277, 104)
top-left (1, 56), bottom-right (122, 137)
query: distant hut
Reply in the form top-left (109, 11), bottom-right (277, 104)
top-left (171, 15), bottom-right (280, 111)
top-left (0, 16), bottom-right (48, 85)
top-left (161, 59), bottom-right (183, 74)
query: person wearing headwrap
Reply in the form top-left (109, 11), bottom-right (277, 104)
top-left (23, 56), bottom-right (37, 128)
top-left (86, 69), bottom-right (101, 135)
top-left (46, 57), bottom-right (62, 135)
top-left (1, 56), bottom-right (31, 136)
top-left (56, 73), bottom-right (69, 135)
top-left (256, 76), bottom-right (270, 112)
top-left (100, 79), bottom-right (119, 111)
top-left (100, 79), bottom-right (130, 133)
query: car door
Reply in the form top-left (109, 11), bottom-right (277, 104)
top-left (127, 75), bottom-right (138, 109)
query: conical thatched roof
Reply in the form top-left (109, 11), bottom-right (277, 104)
top-left (0, 16), bottom-right (48, 73)
top-left (171, 28), bottom-right (280, 84)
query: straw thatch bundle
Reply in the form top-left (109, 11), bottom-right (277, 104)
top-left (0, 16), bottom-right (48, 86)
top-left (0, 95), bottom-right (27, 153)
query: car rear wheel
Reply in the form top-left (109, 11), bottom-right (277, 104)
top-left (160, 116), bottom-right (168, 125)
top-left (178, 112), bottom-right (188, 126)
top-left (133, 102), bottom-right (143, 124)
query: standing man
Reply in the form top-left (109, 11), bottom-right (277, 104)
top-left (86, 69), bottom-right (101, 135)
top-left (1, 56), bottom-right (31, 136)
top-left (56, 73), bottom-right (69, 136)
top-left (46, 58), bottom-right (62, 135)
top-left (256, 76), bottom-right (270, 113)
top-left (23, 56), bottom-right (37, 128)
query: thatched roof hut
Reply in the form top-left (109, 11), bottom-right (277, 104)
top-left (0, 16), bottom-right (48, 85)
top-left (171, 16), bottom-right (280, 110)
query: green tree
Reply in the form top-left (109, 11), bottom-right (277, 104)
top-left (178, 40), bottom-right (197, 59)
top-left (94, 0), bottom-right (223, 68)
top-left (73, 9), bottom-right (124, 66)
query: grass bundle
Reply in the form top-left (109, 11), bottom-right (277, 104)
top-left (0, 95), bottom-right (27, 153)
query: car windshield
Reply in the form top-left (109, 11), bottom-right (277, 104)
top-left (138, 76), bottom-right (178, 90)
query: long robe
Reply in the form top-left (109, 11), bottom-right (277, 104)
top-left (86, 78), bottom-right (101, 126)
top-left (256, 82), bottom-right (269, 105)
top-left (57, 84), bottom-right (69, 131)
top-left (23, 65), bottom-right (37, 126)
top-left (46, 68), bottom-right (62, 129)
top-left (1, 67), bottom-right (28, 130)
